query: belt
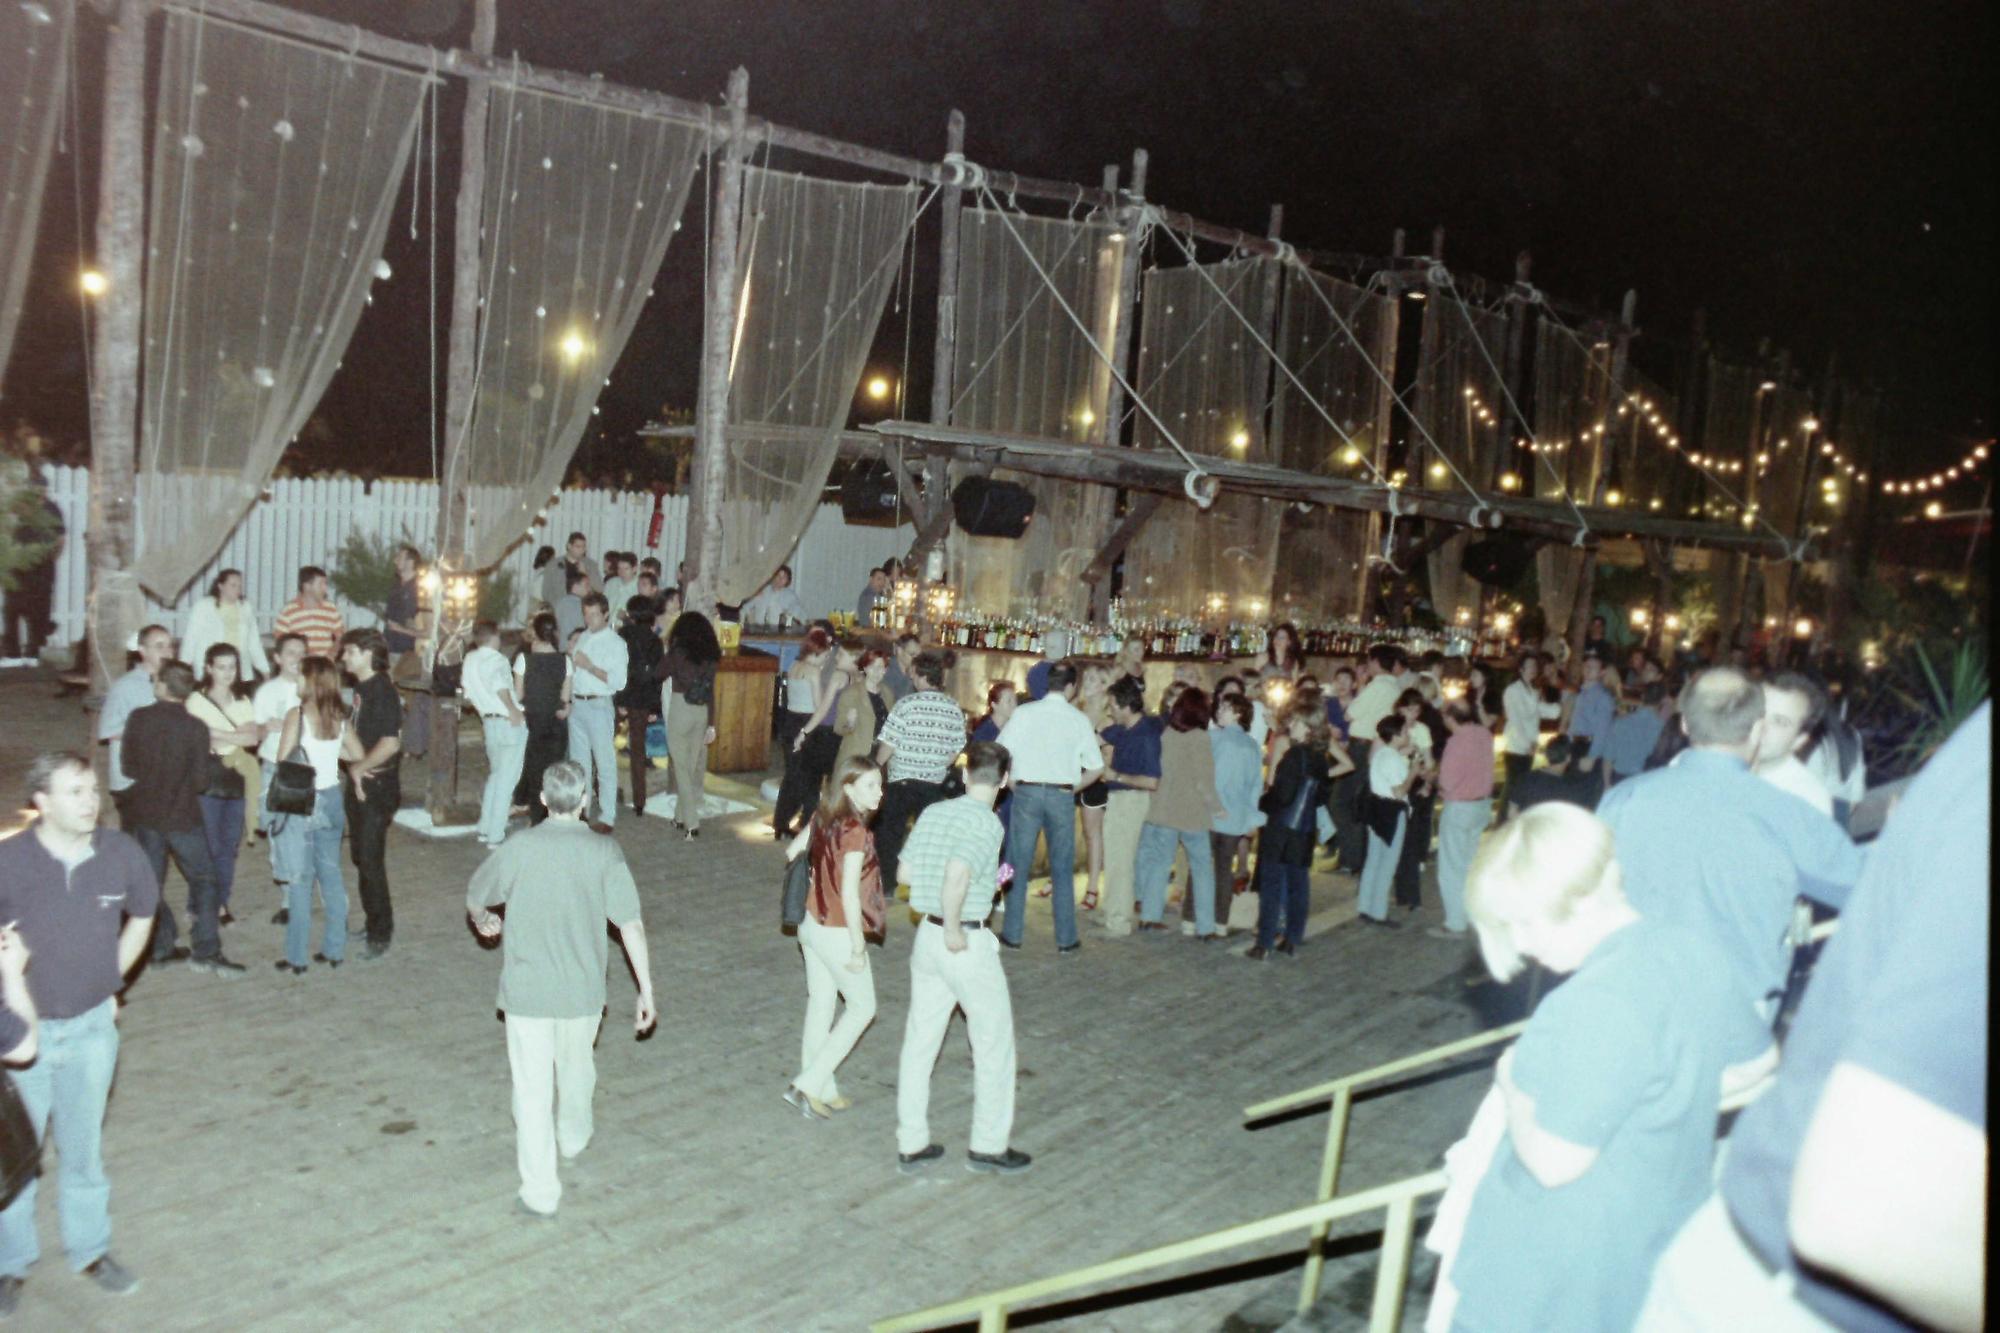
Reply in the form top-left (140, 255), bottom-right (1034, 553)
top-left (1016, 781), bottom-right (1072, 791)
top-left (478, 713), bottom-right (515, 721)
top-left (573, 693), bottom-right (612, 702)
top-left (923, 915), bottom-right (986, 930)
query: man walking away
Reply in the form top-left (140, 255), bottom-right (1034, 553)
top-left (463, 621), bottom-right (528, 848)
top-left (894, 742), bottom-right (1029, 1176)
top-left (121, 662), bottom-right (240, 975)
top-left (871, 650), bottom-right (967, 891)
top-left (340, 630), bottom-right (403, 959)
top-left (467, 762), bottom-right (655, 1220)
top-left (0, 753), bottom-right (158, 1308)
top-left (566, 593), bottom-right (627, 831)
top-left (996, 661), bottom-right (1104, 952)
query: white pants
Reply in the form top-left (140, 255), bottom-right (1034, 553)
top-left (1098, 790), bottom-right (1150, 934)
top-left (1634, 1194), bottom-right (1834, 1332)
top-left (795, 916), bottom-right (878, 1102)
top-left (1434, 800), bottom-right (1490, 932)
top-left (505, 1013), bottom-right (602, 1214)
top-left (480, 717), bottom-right (528, 843)
top-left (897, 921), bottom-right (1016, 1156)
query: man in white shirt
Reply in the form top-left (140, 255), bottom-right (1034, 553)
top-left (1754, 671), bottom-right (1835, 818)
top-left (1332, 644), bottom-right (1406, 870)
top-left (253, 633), bottom-right (307, 921)
top-left (995, 662), bottom-right (1105, 953)
top-left (600, 553), bottom-right (638, 626)
top-left (463, 621), bottom-right (529, 846)
top-left (1500, 651), bottom-right (1562, 803)
top-left (740, 564), bottom-right (810, 627)
top-left (566, 594), bottom-right (628, 831)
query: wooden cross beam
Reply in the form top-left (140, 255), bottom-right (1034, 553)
top-left (1082, 493), bottom-right (1164, 587)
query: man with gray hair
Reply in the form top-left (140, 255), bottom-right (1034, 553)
top-left (466, 761), bottom-right (655, 1220)
top-left (1595, 667), bottom-right (1863, 1058)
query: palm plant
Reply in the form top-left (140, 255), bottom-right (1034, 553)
top-left (1890, 641), bottom-right (1988, 771)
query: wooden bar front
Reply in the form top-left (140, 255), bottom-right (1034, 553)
top-left (710, 649), bottom-right (778, 773)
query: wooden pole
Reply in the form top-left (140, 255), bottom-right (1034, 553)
top-left (905, 109), bottom-right (965, 599)
top-left (85, 0), bottom-right (147, 706)
top-left (1083, 148), bottom-right (1148, 622)
top-left (1780, 353), bottom-right (1837, 647)
top-left (422, 0), bottom-right (496, 824)
top-left (1357, 229), bottom-right (1405, 619)
top-left (1497, 251), bottom-right (1532, 491)
top-left (683, 67), bottom-right (750, 618)
top-left (1565, 289), bottom-right (1637, 663)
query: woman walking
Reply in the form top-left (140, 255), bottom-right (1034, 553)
top-left (616, 596), bottom-right (666, 817)
top-left (774, 632), bottom-right (851, 840)
top-left (781, 757), bottom-right (886, 1119)
top-left (655, 610), bottom-right (721, 838)
top-left (182, 568), bottom-right (271, 682)
top-left (512, 611), bottom-right (572, 826)
top-left (1135, 687), bottom-right (1225, 938)
top-left (186, 644), bottom-right (263, 925)
top-left (273, 657), bottom-right (365, 973)
top-left (1247, 700), bottom-right (1353, 960)
top-left (834, 647), bottom-right (897, 771)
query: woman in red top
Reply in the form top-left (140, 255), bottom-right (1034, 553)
top-left (781, 756), bottom-right (886, 1119)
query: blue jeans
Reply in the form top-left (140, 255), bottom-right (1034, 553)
top-left (260, 760), bottom-right (298, 886)
top-left (480, 716), bottom-right (529, 843)
top-left (1256, 860), bottom-right (1310, 949)
top-left (567, 697), bottom-right (619, 826)
top-left (199, 792), bottom-right (245, 911)
top-left (286, 784), bottom-right (350, 967)
top-left (129, 824), bottom-right (222, 960)
top-left (1136, 823), bottom-right (1216, 932)
top-left (1357, 811), bottom-right (1407, 921)
top-left (0, 998), bottom-right (119, 1275)
top-left (1435, 800), bottom-right (1489, 932)
top-left (1002, 784), bottom-right (1080, 948)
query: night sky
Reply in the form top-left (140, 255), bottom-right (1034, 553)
top-left (8, 0), bottom-right (1993, 482)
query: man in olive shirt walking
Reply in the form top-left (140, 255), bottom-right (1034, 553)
top-left (894, 742), bottom-right (1030, 1175)
top-left (467, 762), bottom-right (656, 1219)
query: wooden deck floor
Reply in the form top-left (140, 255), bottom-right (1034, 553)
top-left (3, 673), bottom-right (1501, 1331)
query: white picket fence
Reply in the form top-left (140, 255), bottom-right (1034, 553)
top-left (27, 464), bottom-right (912, 646)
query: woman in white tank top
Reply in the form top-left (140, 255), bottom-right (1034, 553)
top-left (273, 657), bottom-right (365, 974)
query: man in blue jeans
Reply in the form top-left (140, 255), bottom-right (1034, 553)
top-left (0, 752), bottom-right (158, 1311)
top-left (995, 662), bottom-right (1104, 953)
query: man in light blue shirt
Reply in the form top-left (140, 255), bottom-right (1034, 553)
top-left (1566, 654), bottom-right (1617, 771)
top-left (1603, 681), bottom-right (1669, 784)
top-left (95, 624), bottom-right (174, 822)
top-left (566, 594), bottom-right (629, 830)
top-left (1595, 667), bottom-right (1862, 1058)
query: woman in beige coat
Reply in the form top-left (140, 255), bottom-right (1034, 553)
top-left (832, 647), bottom-right (896, 772)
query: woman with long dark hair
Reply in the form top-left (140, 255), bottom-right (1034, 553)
top-left (1260, 622), bottom-right (1305, 681)
top-left (616, 595), bottom-right (666, 817)
top-left (273, 656), bottom-right (366, 972)
top-left (186, 643), bottom-right (262, 924)
top-left (511, 611), bottom-right (573, 825)
top-left (780, 756), bottom-right (885, 1119)
top-left (656, 609), bottom-right (721, 838)
top-left (774, 631), bottom-right (851, 840)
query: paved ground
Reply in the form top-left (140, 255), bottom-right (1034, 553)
top-left (1, 671), bottom-right (1512, 1331)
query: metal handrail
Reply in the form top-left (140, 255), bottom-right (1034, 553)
top-left (870, 1169), bottom-right (1449, 1333)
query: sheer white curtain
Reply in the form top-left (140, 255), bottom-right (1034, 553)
top-left (1412, 297), bottom-right (1509, 627)
top-left (0, 0), bottom-right (70, 397)
top-left (717, 168), bottom-right (921, 605)
top-left (1122, 257), bottom-right (1279, 619)
top-left (946, 205), bottom-right (1123, 619)
top-left (137, 12), bottom-right (426, 599)
top-left (1531, 319), bottom-right (1614, 634)
top-left (464, 86), bottom-right (705, 568)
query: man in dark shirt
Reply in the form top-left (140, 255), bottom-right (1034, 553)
top-left (120, 662), bottom-right (240, 974)
top-left (342, 629), bottom-right (404, 959)
top-left (1503, 736), bottom-right (1601, 819)
top-left (0, 752), bottom-right (159, 1304)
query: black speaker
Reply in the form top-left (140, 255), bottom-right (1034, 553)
top-left (951, 476), bottom-right (1036, 539)
top-left (1461, 533), bottom-right (1536, 587)
top-left (840, 463), bottom-right (902, 527)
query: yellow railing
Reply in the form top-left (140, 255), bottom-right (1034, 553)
top-left (870, 1169), bottom-right (1448, 1333)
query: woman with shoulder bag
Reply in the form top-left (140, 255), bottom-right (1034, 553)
top-left (511, 612), bottom-right (573, 826)
top-left (272, 657), bottom-right (368, 974)
top-left (186, 644), bottom-right (264, 926)
top-left (780, 757), bottom-right (885, 1119)
top-left (655, 610), bottom-right (721, 839)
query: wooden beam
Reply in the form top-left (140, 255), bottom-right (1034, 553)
top-left (1085, 149), bottom-right (1148, 622)
top-left (880, 441), bottom-right (930, 529)
top-left (908, 109), bottom-right (965, 592)
top-left (683, 67), bottom-right (749, 617)
top-left (84, 0), bottom-right (147, 704)
top-left (1081, 493), bottom-right (1164, 589)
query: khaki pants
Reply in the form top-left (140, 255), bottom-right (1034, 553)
top-left (1099, 789), bottom-right (1150, 935)
top-left (505, 1012), bottom-right (602, 1215)
top-left (1634, 1195), bottom-right (1835, 1332)
top-left (897, 922), bottom-right (1016, 1157)
top-left (665, 695), bottom-right (710, 829)
top-left (795, 916), bottom-right (878, 1102)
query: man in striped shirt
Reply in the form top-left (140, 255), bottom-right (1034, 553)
top-left (871, 651), bottom-right (966, 890)
top-left (271, 565), bottom-right (345, 660)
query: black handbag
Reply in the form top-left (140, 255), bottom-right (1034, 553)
top-left (0, 1074), bottom-right (39, 1212)
top-left (780, 851), bottom-right (811, 931)
top-left (201, 754), bottom-right (247, 801)
top-left (267, 745), bottom-right (317, 816)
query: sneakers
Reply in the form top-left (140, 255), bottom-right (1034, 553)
top-left (82, 1254), bottom-right (139, 1295)
top-left (1179, 920), bottom-right (1197, 937)
top-left (897, 1143), bottom-right (945, 1175)
top-left (966, 1147), bottom-right (1033, 1175)
top-left (188, 955), bottom-right (246, 977)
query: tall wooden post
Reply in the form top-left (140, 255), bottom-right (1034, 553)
top-left (84, 0), bottom-right (148, 706)
top-left (1497, 251), bottom-right (1532, 491)
top-left (1564, 288), bottom-right (1637, 663)
top-left (1082, 148), bottom-right (1149, 622)
top-left (904, 109), bottom-right (966, 613)
top-left (1779, 353), bottom-right (1838, 644)
top-left (684, 67), bottom-right (750, 618)
top-left (1357, 229), bottom-right (1405, 619)
top-left (426, 0), bottom-right (496, 823)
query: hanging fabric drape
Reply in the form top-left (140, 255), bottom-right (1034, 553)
top-left (1411, 296), bottom-right (1507, 627)
top-left (947, 205), bottom-right (1123, 619)
top-left (0, 0), bottom-right (70, 398)
top-left (1530, 319), bottom-right (1614, 636)
top-left (1268, 264), bottom-right (1387, 622)
top-left (136, 12), bottom-right (426, 598)
top-left (464, 85), bottom-right (705, 568)
top-left (1122, 256), bottom-right (1280, 619)
top-left (718, 167), bottom-right (920, 604)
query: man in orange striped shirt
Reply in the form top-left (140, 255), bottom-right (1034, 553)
top-left (272, 566), bottom-right (345, 659)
